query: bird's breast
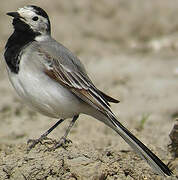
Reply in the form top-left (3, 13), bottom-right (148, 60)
top-left (7, 54), bottom-right (84, 119)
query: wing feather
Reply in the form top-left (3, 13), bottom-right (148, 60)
top-left (38, 46), bottom-right (118, 113)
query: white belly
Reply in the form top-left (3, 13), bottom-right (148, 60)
top-left (7, 65), bottom-right (84, 119)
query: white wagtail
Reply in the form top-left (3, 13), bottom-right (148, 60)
top-left (4, 5), bottom-right (172, 176)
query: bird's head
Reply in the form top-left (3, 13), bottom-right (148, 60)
top-left (7, 5), bottom-right (51, 36)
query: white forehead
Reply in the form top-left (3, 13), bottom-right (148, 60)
top-left (17, 6), bottom-right (37, 17)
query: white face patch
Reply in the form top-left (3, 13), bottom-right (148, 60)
top-left (16, 6), bottom-right (50, 35)
top-left (17, 6), bottom-right (36, 19)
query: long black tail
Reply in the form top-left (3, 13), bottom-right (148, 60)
top-left (104, 113), bottom-right (173, 176)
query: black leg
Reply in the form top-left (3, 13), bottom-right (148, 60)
top-left (52, 115), bottom-right (79, 149)
top-left (27, 118), bottom-right (65, 151)
top-left (62, 115), bottom-right (79, 139)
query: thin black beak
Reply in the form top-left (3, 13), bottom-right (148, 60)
top-left (6, 12), bottom-right (22, 18)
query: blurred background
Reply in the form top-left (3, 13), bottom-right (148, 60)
top-left (0, 0), bottom-right (178, 179)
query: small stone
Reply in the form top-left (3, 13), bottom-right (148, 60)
top-left (169, 119), bottom-right (178, 158)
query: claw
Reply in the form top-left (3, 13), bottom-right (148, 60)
top-left (48, 137), bottom-right (72, 151)
top-left (27, 136), bottom-right (55, 152)
top-left (27, 135), bottom-right (72, 152)
top-left (27, 138), bottom-right (40, 152)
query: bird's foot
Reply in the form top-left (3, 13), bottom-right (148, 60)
top-left (27, 136), bottom-right (55, 152)
top-left (48, 136), bottom-right (72, 151)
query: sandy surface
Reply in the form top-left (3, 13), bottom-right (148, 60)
top-left (0, 0), bottom-right (178, 179)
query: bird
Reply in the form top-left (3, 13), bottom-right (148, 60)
top-left (4, 5), bottom-right (172, 176)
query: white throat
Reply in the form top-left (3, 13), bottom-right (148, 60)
top-left (35, 34), bottom-right (49, 42)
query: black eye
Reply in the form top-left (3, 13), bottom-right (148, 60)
top-left (32, 16), bottom-right (38, 21)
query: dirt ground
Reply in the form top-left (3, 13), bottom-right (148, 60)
top-left (0, 0), bottom-right (178, 179)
